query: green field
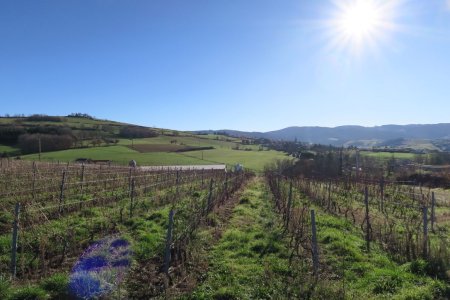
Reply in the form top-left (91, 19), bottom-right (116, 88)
top-left (179, 148), bottom-right (288, 171)
top-left (1, 116), bottom-right (287, 171)
top-left (23, 136), bottom-right (288, 171)
top-left (0, 145), bottom-right (20, 154)
top-left (118, 135), bottom-right (259, 150)
top-left (360, 151), bottom-right (417, 160)
top-left (23, 145), bottom-right (206, 166)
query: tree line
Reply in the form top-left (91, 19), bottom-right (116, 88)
top-left (0, 123), bottom-right (162, 155)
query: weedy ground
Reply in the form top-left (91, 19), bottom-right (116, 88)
top-left (1, 177), bottom-right (448, 299)
top-left (179, 177), bottom-right (449, 299)
top-left (182, 178), bottom-right (294, 299)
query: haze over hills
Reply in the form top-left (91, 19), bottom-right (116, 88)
top-left (2, 115), bottom-right (449, 152)
top-left (196, 123), bottom-right (450, 150)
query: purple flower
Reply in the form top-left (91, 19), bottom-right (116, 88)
top-left (73, 255), bottom-right (108, 272)
top-left (69, 272), bottom-right (103, 299)
top-left (111, 258), bottom-right (131, 268)
top-left (110, 238), bottom-right (129, 249)
top-left (70, 236), bottom-right (132, 299)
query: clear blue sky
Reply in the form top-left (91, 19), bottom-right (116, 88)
top-left (1, 0), bottom-right (449, 131)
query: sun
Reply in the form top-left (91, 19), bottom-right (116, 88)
top-left (339, 1), bottom-right (381, 39)
top-left (327, 0), bottom-right (400, 56)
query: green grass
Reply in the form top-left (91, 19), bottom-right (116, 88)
top-left (264, 178), bottom-right (450, 299)
top-left (180, 149), bottom-right (289, 171)
top-left (360, 151), bottom-right (417, 160)
top-left (0, 180), bottom-right (211, 299)
top-left (194, 134), bottom-right (241, 142)
top-left (118, 135), bottom-right (259, 150)
top-left (313, 209), bottom-right (449, 299)
top-left (188, 178), bottom-right (293, 299)
top-left (23, 145), bottom-right (207, 165)
top-left (22, 139), bottom-right (288, 171)
top-left (0, 145), bottom-right (20, 155)
top-left (2, 116), bottom-right (281, 170)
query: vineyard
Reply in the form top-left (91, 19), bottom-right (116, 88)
top-left (265, 171), bottom-right (450, 298)
top-left (0, 159), bottom-right (251, 299)
top-left (0, 158), bottom-right (449, 299)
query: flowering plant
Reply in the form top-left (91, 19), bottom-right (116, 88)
top-left (69, 236), bottom-right (132, 299)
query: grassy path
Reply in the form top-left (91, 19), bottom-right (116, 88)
top-left (183, 177), bottom-right (292, 299)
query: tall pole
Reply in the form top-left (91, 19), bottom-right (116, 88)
top-left (431, 192), bottom-right (436, 233)
top-left (380, 177), bottom-right (385, 213)
top-left (422, 206), bottom-right (428, 258)
top-left (11, 203), bottom-right (20, 279)
top-left (364, 186), bottom-right (370, 252)
top-left (286, 181), bottom-right (293, 228)
top-left (163, 210), bottom-right (174, 275)
top-left (311, 209), bottom-right (319, 277)
top-left (38, 134), bottom-right (42, 161)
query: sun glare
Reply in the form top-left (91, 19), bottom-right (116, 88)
top-left (340, 1), bottom-right (380, 39)
top-left (327, 0), bottom-right (400, 56)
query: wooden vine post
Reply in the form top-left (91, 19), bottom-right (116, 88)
top-left (276, 175), bottom-right (281, 211)
top-left (58, 171), bottom-right (67, 215)
top-left (311, 209), bottom-right (319, 277)
top-left (11, 203), bottom-right (21, 279)
top-left (422, 206), bottom-right (428, 258)
top-left (129, 178), bottom-right (135, 218)
top-left (38, 135), bottom-right (41, 161)
top-left (206, 178), bottom-right (214, 213)
top-left (143, 170), bottom-right (147, 194)
top-left (327, 180), bottom-right (331, 211)
top-left (78, 164), bottom-right (85, 210)
top-left (163, 209), bottom-right (175, 275)
top-left (80, 164), bottom-right (85, 195)
top-left (431, 192), bottom-right (436, 233)
top-left (286, 181), bottom-right (293, 229)
top-left (224, 172), bottom-right (229, 201)
top-left (201, 168), bottom-right (204, 187)
top-left (364, 186), bottom-right (370, 253)
top-left (32, 161), bottom-right (37, 201)
top-left (380, 177), bottom-right (384, 213)
top-left (176, 170), bottom-right (180, 197)
top-left (128, 167), bottom-right (132, 196)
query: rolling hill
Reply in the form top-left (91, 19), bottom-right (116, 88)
top-left (0, 114), bottom-right (288, 171)
top-left (197, 123), bottom-right (450, 150)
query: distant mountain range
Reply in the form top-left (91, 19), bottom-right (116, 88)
top-left (195, 124), bottom-right (450, 151)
